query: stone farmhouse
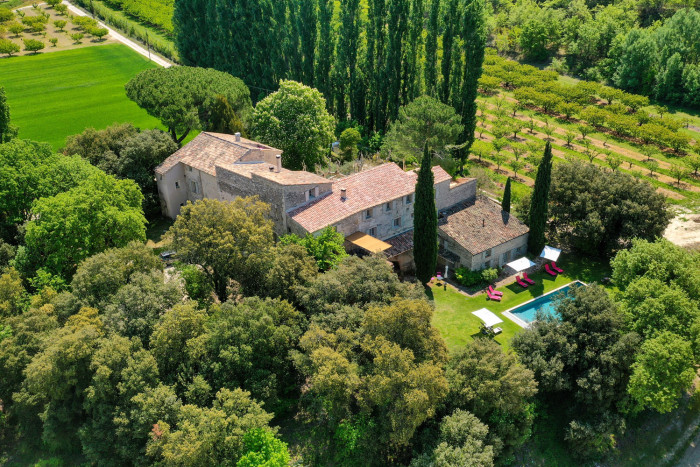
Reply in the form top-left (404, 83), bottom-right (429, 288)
top-left (156, 132), bottom-right (529, 273)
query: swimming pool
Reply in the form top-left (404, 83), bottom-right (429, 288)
top-left (503, 281), bottom-right (586, 327)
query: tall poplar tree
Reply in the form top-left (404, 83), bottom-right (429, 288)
top-left (424, 0), bottom-right (440, 98)
top-left (528, 142), bottom-right (553, 255)
top-left (502, 177), bottom-right (511, 213)
top-left (414, 144), bottom-right (438, 284)
top-left (334, 0), bottom-right (362, 120)
top-left (315, 0), bottom-right (335, 111)
top-left (299, 0), bottom-right (318, 85)
top-left (385, 0), bottom-right (410, 125)
top-left (457, 0), bottom-right (487, 173)
top-left (440, 0), bottom-right (460, 104)
top-left (404, 0), bottom-right (425, 102)
top-left (454, 0), bottom-right (486, 173)
top-left (173, 0), bottom-right (208, 66)
top-left (366, 0), bottom-right (388, 132)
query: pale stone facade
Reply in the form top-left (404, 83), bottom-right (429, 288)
top-left (156, 133), bottom-right (527, 272)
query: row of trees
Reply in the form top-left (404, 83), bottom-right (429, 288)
top-left (172, 0), bottom-right (487, 160)
top-left (491, 0), bottom-right (700, 108)
top-left (483, 52), bottom-right (694, 153)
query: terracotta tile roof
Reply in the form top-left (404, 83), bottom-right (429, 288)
top-left (288, 163), bottom-right (452, 233)
top-left (385, 230), bottom-right (414, 257)
top-left (222, 162), bottom-right (329, 186)
top-left (155, 132), bottom-right (281, 176)
top-left (439, 196), bottom-right (529, 255)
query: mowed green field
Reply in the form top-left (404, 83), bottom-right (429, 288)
top-left (0, 44), bottom-right (163, 149)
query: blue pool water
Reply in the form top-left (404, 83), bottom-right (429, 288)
top-left (508, 281), bottom-right (585, 323)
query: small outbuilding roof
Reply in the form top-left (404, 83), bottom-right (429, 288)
top-left (472, 308), bottom-right (503, 328)
top-left (345, 232), bottom-right (392, 253)
top-left (439, 196), bottom-right (529, 255)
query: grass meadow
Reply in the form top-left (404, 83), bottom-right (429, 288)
top-left (0, 44), bottom-right (162, 149)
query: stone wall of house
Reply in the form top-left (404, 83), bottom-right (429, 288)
top-left (217, 166), bottom-right (332, 236)
top-left (331, 194), bottom-right (415, 240)
top-left (157, 163), bottom-right (188, 218)
top-left (440, 232), bottom-right (529, 271)
top-left (437, 178), bottom-right (477, 211)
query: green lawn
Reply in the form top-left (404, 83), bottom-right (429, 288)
top-left (0, 44), bottom-right (163, 149)
top-left (429, 255), bottom-right (612, 353)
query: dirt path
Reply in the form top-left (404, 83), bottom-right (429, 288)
top-left (62, 0), bottom-right (172, 67)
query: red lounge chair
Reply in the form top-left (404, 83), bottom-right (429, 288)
top-left (522, 272), bottom-right (535, 285)
top-left (551, 262), bottom-right (564, 273)
top-left (488, 285), bottom-right (503, 296)
top-left (544, 264), bottom-right (557, 276)
top-left (516, 275), bottom-right (529, 288)
top-left (486, 290), bottom-right (502, 301)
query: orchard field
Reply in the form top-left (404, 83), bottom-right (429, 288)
top-left (0, 44), bottom-right (162, 148)
top-left (467, 51), bottom-right (700, 212)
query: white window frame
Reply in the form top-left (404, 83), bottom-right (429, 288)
top-left (405, 194), bottom-right (413, 204)
top-left (190, 180), bottom-right (198, 194)
top-left (484, 249), bottom-right (492, 259)
top-left (365, 208), bottom-right (373, 219)
top-left (368, 227), bottom-right (377, 237)
top-left (393, 217), bottom-right (401, 228)
top-left (385, 201), bottom-right (393, 212)
top-left (175, 181), bottom-right (180, 189)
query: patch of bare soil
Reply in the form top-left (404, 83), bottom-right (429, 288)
top-left (664, 210), bottom-right (700, 250)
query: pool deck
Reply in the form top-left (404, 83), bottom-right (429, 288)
top-left (502, 280), bottom-right (586, 328)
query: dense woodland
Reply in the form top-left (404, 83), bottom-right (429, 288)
top-left (1, 0), bottom-right (700, 464)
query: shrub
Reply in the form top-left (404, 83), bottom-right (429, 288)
top-left (89, 27), bottom-right (108, 40)
top-left (46, 0), bottom-right (63, 7)
top-left (70, 32), bottom-right (83, 43)
top-left (481, 268), bottom-right (499, 284)
top-left (23, 38), bottom-right (44, 53)
top-left (8, 22), bottom-right (23, 37)
top-left (454, 267), bottom-right (483, 287)
top-left (55, 4), bottom-right (68, 15)
top-left (0, 38), bottom-right (19, 56)
top-left (0, 8), bottom-right (14, 23)
top-left (49, 37), bottom-right (58, 47)
top-left (53, 19), bottom-right (67, 31)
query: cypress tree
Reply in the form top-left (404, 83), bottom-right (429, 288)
top-left (424, 0), bottom-right (440, 98)
top-left (502, 177), bottom-right (511, 213)
top-left (457, 0), bottom-right (487, 174)
top-left (414, 143), bottom-right (438, 284)
top-left (528, 142), bottom-right (553, 255)
top-left (208, 95), bottom-right (245, 135)
top-left (0, 86), bottom-right (14, 143)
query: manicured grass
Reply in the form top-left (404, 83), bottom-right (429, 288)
top-left (0, 44), bottom-right (163, 149)
top-left (428, 255), bottom-right (612, 354)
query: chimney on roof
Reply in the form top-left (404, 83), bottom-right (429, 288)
top-left (234, 132), bottom-right (241, 142)
top-left (340, 188), bottom-right (347, 200)
top-left (275, 154), bottom-right (282, 173)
